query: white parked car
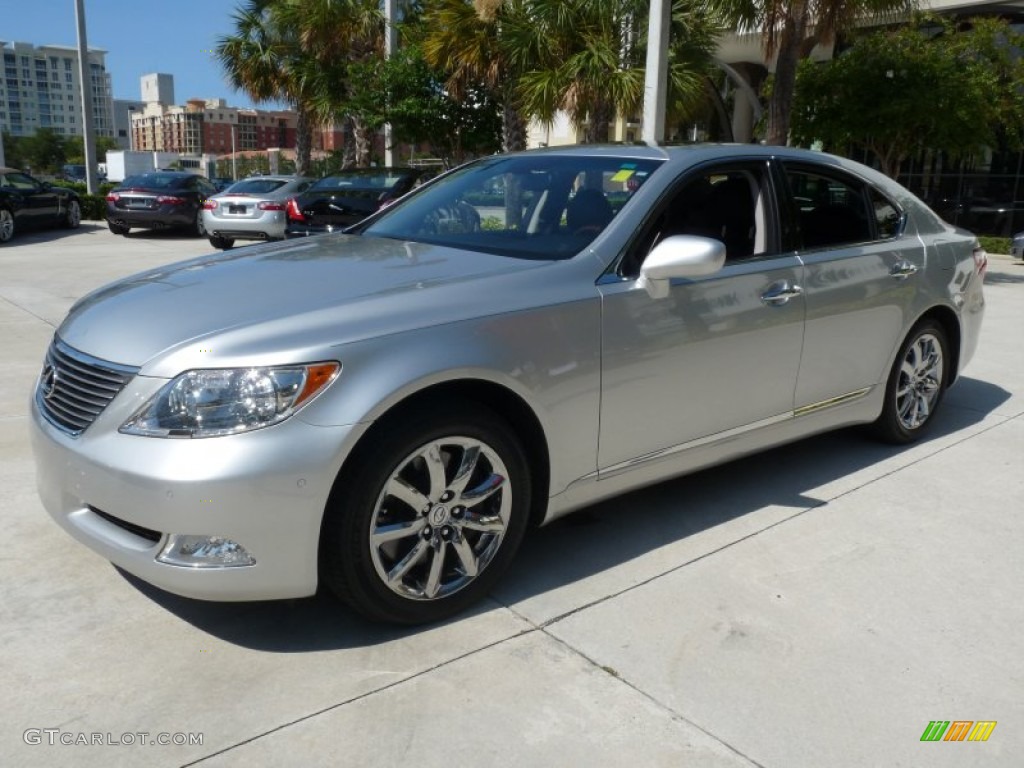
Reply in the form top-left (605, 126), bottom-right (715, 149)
top-left (202, 175), bottom-right (314, 249)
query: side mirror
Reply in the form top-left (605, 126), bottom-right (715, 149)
top-left (637, 235), bottom-right (726, 299)
top-left (41, 181), bottom-right (52, 190)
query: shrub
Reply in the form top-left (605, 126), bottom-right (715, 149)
top-left (79, 194), bottom-right (107, 221)
top-left (978, 236), bottom-right (1011, 255)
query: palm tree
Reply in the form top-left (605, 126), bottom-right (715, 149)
top-left (274, 0), bottom-right (384, 166)
top-left (216, 0), bottom-right (316, 174)
top-left (515, 0), bottom-right (718, 144)
top-left (420, 0), bottom-right (533, 152)
top-left (719, 0), bottom-right (916, 145)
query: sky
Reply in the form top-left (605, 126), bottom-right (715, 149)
top-left (1, 0), bottom-right (283, 107)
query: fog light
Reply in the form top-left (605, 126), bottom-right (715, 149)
top-left (157, 534), bottom-right (255, 568)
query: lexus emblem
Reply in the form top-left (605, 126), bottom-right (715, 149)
top-left (40, 364), bottom-right (58, 400)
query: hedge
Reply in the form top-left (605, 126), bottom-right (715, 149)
top-left (977, 235), bottom-right (1011, 255)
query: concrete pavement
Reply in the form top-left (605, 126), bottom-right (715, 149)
top-left (1, 224), bottom-right (1021, 767)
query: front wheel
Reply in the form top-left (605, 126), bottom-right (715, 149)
top-left (871, 320), bottom-right (949, 444)
top-left (320, 401), bottom-right (531, 624)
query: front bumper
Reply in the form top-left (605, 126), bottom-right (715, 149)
top-left (30, 385), bottom-right (358, 601)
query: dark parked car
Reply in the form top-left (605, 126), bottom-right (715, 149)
top-left (0, 167), bottom-right (81, 244)
top-left (105, 172), bottom-right (218, 237)
top-left (284, 168), bottom-right (426, 236)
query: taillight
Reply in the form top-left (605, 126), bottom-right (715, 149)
top-left (972, 245), bottom-right (988, 276)
top-left (286, 197), bottom-right (305, 221)
top-left (156, 195), bottom-right (187, 205)
top-left (257, 201), bottom-right (286, 211)
top-left (105, 192), bottom-right (120, 202)
top-left (203, 200), bottom-right (218, 210)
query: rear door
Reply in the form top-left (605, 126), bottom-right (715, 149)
top-left (778, 162), bottom-right (923, 410)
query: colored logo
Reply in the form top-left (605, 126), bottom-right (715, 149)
top-left (920, 721), bottom-right (997, 742)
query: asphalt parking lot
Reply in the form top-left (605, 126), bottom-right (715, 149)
top-left (2, 223), bottom-right (1022, 767)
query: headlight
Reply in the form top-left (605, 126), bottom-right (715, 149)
top-left (120, 362), bottom-right (339, 438)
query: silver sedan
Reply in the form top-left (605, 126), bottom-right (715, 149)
top-left (31, 145), bottom-right (985, 624)
top-left (201, 175), bottom-right (314, 248)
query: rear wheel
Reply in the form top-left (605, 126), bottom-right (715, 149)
top-left (107, 221), bottom-right (129, 236)
top-left (209, 236), bottom-right (234, 249)
top-left (0, 209), bottom-right (13, 243)
top-left (192, 209), bottom-right (206, 237)
top-left (871, 320), bottom-right (949, 444)
top-left (320, 400), bottom-right (531, 624)
top-left (64, 199), bottom-right (81, 229)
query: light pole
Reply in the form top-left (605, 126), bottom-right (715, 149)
top-left (231, 122), bottom-right (237, 180)
top-left (74, 0), bottom-right (98, 193)
top-left (641, 0), bottom-right (670, 145)
top-left (383, 0), bottom-right (398, 166)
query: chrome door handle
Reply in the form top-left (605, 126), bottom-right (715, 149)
top-left (890, 261), bottom-right (919, 279)
top-left (760, 282), bottom-right (803, 306)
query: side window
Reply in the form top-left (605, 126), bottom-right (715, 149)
top-left (785, 166), bottom-right (872, 249)
top-left (624, 164), bottom-right (771, 275)
top-left (869, 187), bottom-right (903, 239)
top-left (5, 173), bottom-right (38, 190)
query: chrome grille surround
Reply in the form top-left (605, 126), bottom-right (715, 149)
top-left (36, 338), bottom-right (138, 436)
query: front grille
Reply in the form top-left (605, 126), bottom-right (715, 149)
top-left (36, 338), bottom-right (138, 436)
top-left (90, 506), bottom-right (162, 543)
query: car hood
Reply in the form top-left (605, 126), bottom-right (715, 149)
top-left (58, 234), bottom-right (559, 374)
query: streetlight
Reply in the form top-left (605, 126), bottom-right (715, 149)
top-left (74, 0), bottom-right (98, 193)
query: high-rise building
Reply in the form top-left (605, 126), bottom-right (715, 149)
top-left (140, 73), bottom-right (174, 105)
top-left (0, 40), bottom-right (114, 139)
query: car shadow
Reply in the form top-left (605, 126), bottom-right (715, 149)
top-left (119, 376), bottom-right (1010, 650)
top-left (120, 228), bottom-right (205, 241)
top-left (0, 221), bottom-right (107, 246)
top-left (985, 269), bottom-right (1024, 285)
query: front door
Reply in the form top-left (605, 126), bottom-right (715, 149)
top-left (598, 161), bottom-right (806, 472)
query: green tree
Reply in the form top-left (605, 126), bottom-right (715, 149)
top-left (515, 0), bottom-right (719, 143)
top-left (217, 0), bottom-right (319, 174)
top-left (380, 45), bottom-right (502, 163)
top-left (421, 0), bottom-right (533, 152)
top-left (274, 0), bottom-right (383, 167)
top-left (720, 0), bottom-right (915, 145)
top-left (64, 135), bottom-right (120, 164)
top-left (791, 16), bottom-right (1024, 178)
top-left (12, 129), bottom-right (68, 174)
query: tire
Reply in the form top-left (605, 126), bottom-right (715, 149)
top-left (64, 199), bottom-right (81, 229)
top-left (209, 236), bottom-right (234, 249)
top-left (107, 221), bottom-right (129, 236)
top-left (0, 208), bottom-right (13, 243)
top-left (192, 209), bottom-right (207, 237)
top-left (871, 319), bottom-right (949, 444)
top-left (320, 400), bottom-right (531, 624)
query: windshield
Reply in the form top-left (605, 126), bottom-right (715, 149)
top-left (360, 154), bottom-right (662, 260)
top-left (227, 179), bottom-right (288, 194)
top-left (121, 174), bottom-right (188, 190)
top-left (312, 171), bottom-right (413, 191)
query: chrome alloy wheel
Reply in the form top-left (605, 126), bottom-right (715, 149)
top-left (369, 437), bottom-right (511, 601)
top-left (895, 332), bottom-right (944, 431)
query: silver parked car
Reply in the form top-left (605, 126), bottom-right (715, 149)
top-left (31, 145), bottom-right (986, 624)
top-left (202, 175), bottom-right (314, 249)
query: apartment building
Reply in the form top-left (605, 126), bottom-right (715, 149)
top-left (0, 40), bottom-right (114, 138)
